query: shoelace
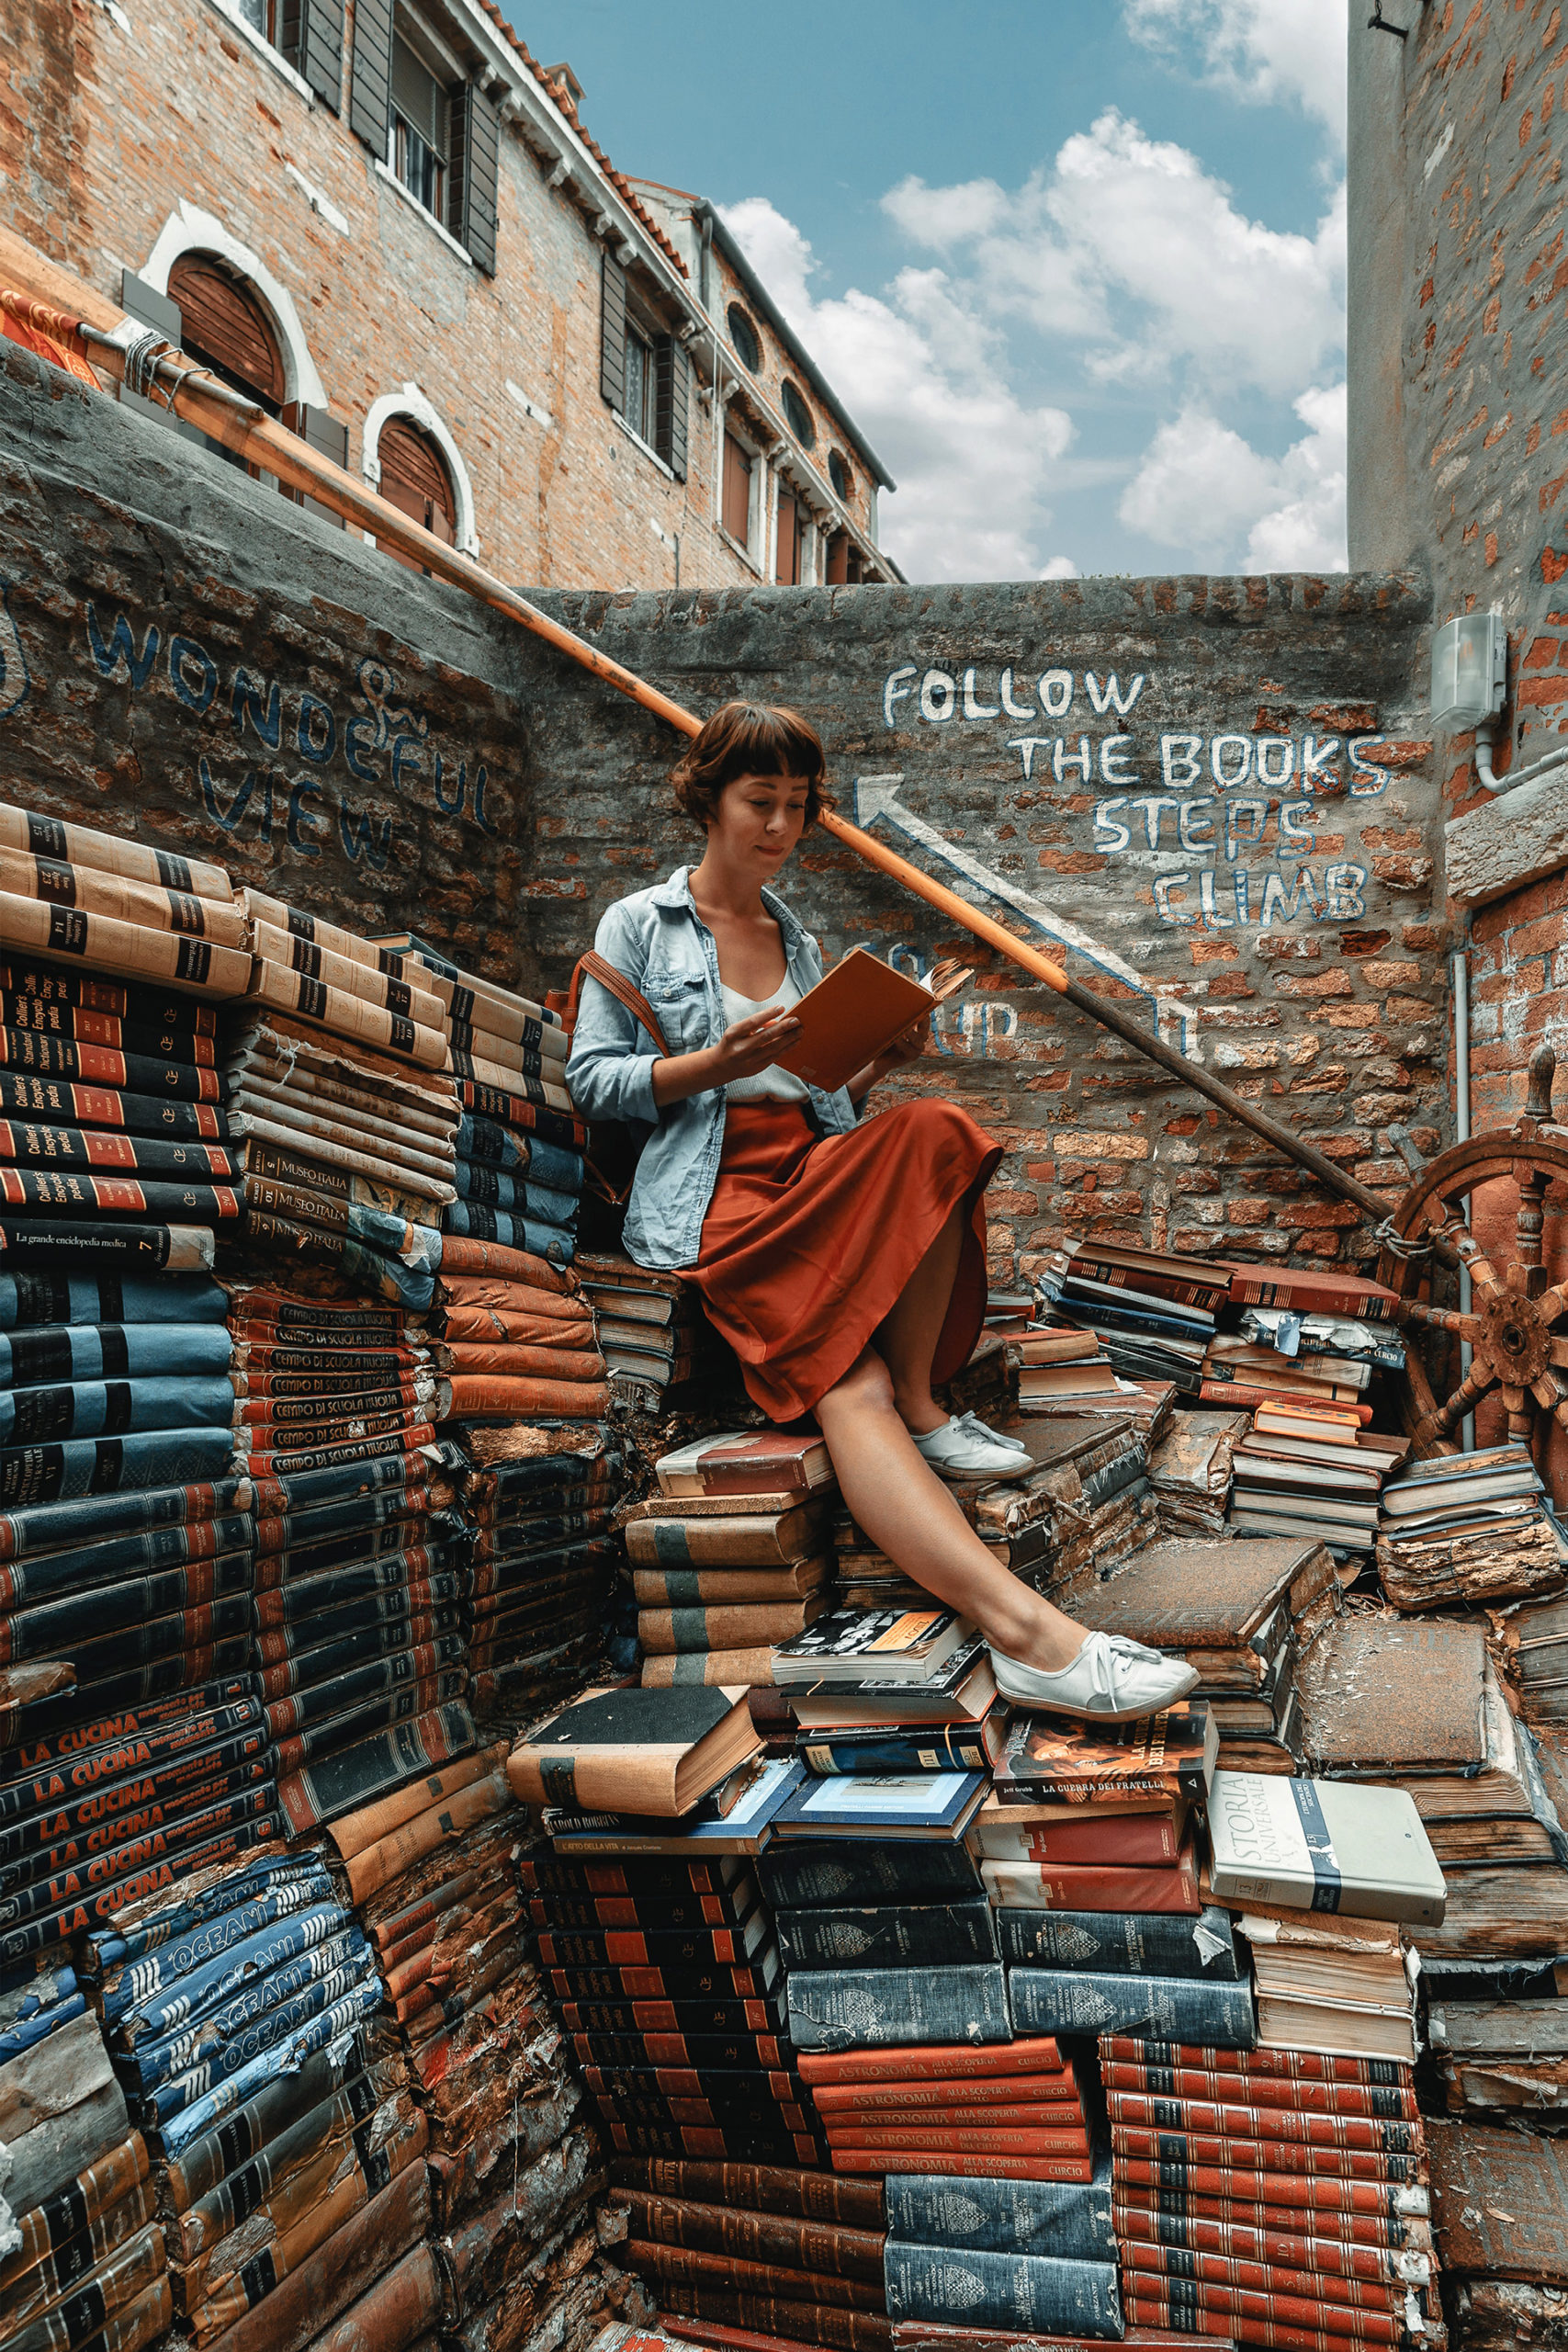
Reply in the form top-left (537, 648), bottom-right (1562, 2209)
top-left (957, 1411), bottom-right (1027, 1450)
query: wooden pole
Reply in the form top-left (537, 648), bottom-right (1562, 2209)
top-left (0, 237), bottom-right (1402, 1235)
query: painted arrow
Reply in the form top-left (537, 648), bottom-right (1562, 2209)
top-left (853, 773), bottom-right (1204, 1057)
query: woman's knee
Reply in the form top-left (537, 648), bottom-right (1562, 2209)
top-left (817, 1348), bottom-right (897, 1421)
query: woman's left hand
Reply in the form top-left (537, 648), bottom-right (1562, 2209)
top-left (874, 1017), bottom-right (930, 1074)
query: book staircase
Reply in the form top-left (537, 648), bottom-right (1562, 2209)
top-left (5, 792), bottom-right (1568, 2352)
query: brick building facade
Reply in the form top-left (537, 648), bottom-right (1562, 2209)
top-left (2, 0), bottom-right (895, 592)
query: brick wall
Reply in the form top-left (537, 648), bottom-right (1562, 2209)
top-left (0, 0), bottom-right (881, 596)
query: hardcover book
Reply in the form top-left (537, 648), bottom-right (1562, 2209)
top-left (996, 1905), bottom-right (1239, 1982)
top-left (882, 2243), bottom-right (1122, 2337)
top-left (655, 1430), bottom-right (835, 1499)
top-left (505, 1685), bottom-right (760, 1815)
top-left (787, 1964), bottom-right (1011, 2052)
top-left (980, 1844), bottom-right (1201, 1917)
top-left (883, 2161), bottom-right (1115, 2260)
top-left (1206, 1772), bottom-right (1446, 1926)
top-left (772, 1770), bottom-right (987, 1842)
top-left (771, 947), bottom-right (970, 1093)
top-left (992, 1706), bottom-right (1217, 1806)
top-left (773, 1610), bottom-right (975, 1688)
top-left (758, 1840), bottom-right (982, 1912)
top-left (1008, 1969), bottom-right (1256, 2050)
top-left (776, 1899), bottom-right (997, 1972)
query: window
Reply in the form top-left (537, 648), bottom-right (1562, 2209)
top-left (780, 379), bottom-right (815, 448)
top-left (722, 432), bottom-right (753, 548)
top-left (390, 23), bottom-right (448, 219)
top-left (829, 448), bottom-right (852, 501)
top-left (600, 256), bottom-right (690, 477)
top-left (826, 531), bottom-right (863, 586)
top-left (376, 414), bottom-right (457, 568)
top-left (727, 303), bottom-right (761, 372)
top-left (168, 253), bottom-right (285, 412)
top-left (623, 322), bottom-right (654, 446)
top-left (236, 0), bottom-right (344, 102)
top-left (775, 489), bottom-right (803, 586)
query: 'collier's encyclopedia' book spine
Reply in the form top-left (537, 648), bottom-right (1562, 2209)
top-left (787, 1965), bottom-right (1011, 2052)
top-left (882, 2243), bottom-right (1122, 2335)
top-left (997, 1906), bottom-right (1237, 1982)
top-left (1010, 1970), bottom-right (1255, 2049)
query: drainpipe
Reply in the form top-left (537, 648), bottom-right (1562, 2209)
top-left (1453, 946), bottom-right (1474, 1452)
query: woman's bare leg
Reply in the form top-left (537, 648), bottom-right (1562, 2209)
top-left (876, 1203), bottom-right (965, 1435)
top-left (816, 1350), bottom-right (1086, 1671)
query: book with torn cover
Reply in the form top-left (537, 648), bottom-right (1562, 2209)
top-left (655, 1429), bottom-right (835, 1500)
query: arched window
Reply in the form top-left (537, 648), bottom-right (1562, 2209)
top-left (376, 414), bottom-right (457, 566)
top-left (829, 448), bottom-right (853, 502)
top-left (780, 379), bottom-right (815, 449)
top-left (727, 303), bottom-right (761, 372)
top-left (167, 253), bottom-right (285, 413)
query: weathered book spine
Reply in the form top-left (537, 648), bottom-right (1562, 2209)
top-left (626, 2281), bottom-right (891, 2352)
top-left (1114, 2203), bottom-right (1431, 2288)
top-left (624, 2239), bottom-right (886, 2313)
top-left (559, 1994), bottom-right (784, 2039)
top-left (882, 2243), bottom-right (1121, 2335)
top-left (787, 1966), bottom-right (1012, 2054)
top-left (0, 1512), bottom-right (253, 1609)
top-left (0, 959), bottom-right (225, 1026)
top-left (604, 2115), bottom-right (820, 2165)
top-left (607, 2155), bottom-right (884, 2227)
top-left (983, 1851), bottom-right (1202, 1917)
top-left (1103, 2062), bottom-right (1418, 2121)
top-left (811, 2073), bottom-right (1078, 2117)
top-left (249, 921), bottom-right (445, 1025)
top-left (446, 1046), bottom-right (573, 1110)
top-left (547, 1958), bottom-right (777, 2004)
top-left (1, 1787), bottom-right (276, 1943)
top-left (1, 1560), bottom-right (256, 1665)
top-left (301, 2246), bottom-right (440, 2352)
top-left (616, 2189), bottom-right (884, 2281)
top-left (168, 2064), bottom-right (385, 2256)
top-left (1104, 2092), bottom-right (1422, 2156)
top-left (884, 2165), bottom-right (1114, 2260)
top-left (795, 2036), bottom-right (1064, 2087)
top-left (161, 2039), bottom-right (380, 2214)
top-left (527, 1882), bottom-right (757, 1931)
top-left (573, 2028), bottom-right (791, 2072)
top-left (1101, 2036), bottom-right (1412, 2092)
top-left (636, 1600), bottom-right (820, 1656)
top-left (246, 962), bottom-right (446, 1069)
top-left (454, 1080), bottom-right (586, 1143)
top-left (827, 2120), bottom-right (1089, 2158)
top-left (167, 2160), bottom-right (429, 2352)
top-left (1110, 2126), bottom-right (1426, 2188)
top-left (2, 2177), bottom-right (156, 2324)
top-left (1121, 2261), bottom-right (1421, 2341)
top-left (632, 1563), bottom-right (824, 1604)
top-left (0, 2131), bottom-right (150, 2279)
top-left (0, 1072), bottom-right (229, 1138)
top-left (0, 810), bottom-right (231, 899)
top-left (1112, 2182), bottom-right (1431, 2249)
top-left (834, 2149), bottom-right (1096, 2184)
top-left (0, 1127), bottom-right (239, 1187)
top-left (1010, 1970), bottom-right (1256, 2050)
top-left (998, 1906), bottom-right (1236, 1980)
top-left (759, 1844), bottom-right (981, 1912)
top-left (270, 1681), bottom-right (463, 1778)
top-left (776, 1903), bottom-right (997, 1973)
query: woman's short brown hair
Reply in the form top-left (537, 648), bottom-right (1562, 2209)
top-left (671, 700), bottom-right (836, 830)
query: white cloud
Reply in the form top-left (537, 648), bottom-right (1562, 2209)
top-left (1118, 382), bottom-right (1348, 571)
top-left (1124, 0), bottom-right (1348, 144)
top-left (722, 198), bottom-right (1077, 584)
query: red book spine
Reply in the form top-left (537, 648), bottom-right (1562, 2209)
top-left (830, 2151), bottom-right (1095, 2183)
top-left (656, 2098), bottom-right (816, 2135)
top-left (1122, 2274), bottom-right (1412, 2347)
top-left (808, 2075), bottom-right (1077, 2114)
top-left (1101, 2064), bottom-right (1419, 2123)
top-left (609, 2122), bottom-right (822, 2167)
top-left (1111, 2128), bottom-right (1425, 2189)
top-left (575, 2032), bottom-right (789, 2070)
top-left (824, 2102), bottom-right (1082, 2132)
top-left (1199, 1382), bottom-right (1374, 1422)
top-left (796, 2037), bottom-right (1062, 2086)
top-left (587, 2065), bottom-right (801, 2102)
top-left (823, 2123), bottom-right (1089, 2157)
top-left (1114, 2178), bottom-right (1431, 2245)
top-left (983, 1815), bottom-right (1180, 1865)
top-left (1112, 2204), bottom-right (1432, 2289)
top-left (991, 1851), bottom-right (1199, 1913)
top-left (1100, 2039), bottom-right (1412, 2093)
top-left (1104, 2094), bottom-right (1418, 2156)
top-left (1123, 2243), bottom-right (1419, 2320)
top-left (528, 1890), bottom-right (737, 1928)
top-left (549, 1963), bottom-right (771, 2001)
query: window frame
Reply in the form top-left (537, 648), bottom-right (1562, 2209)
top-left (721, 425), bottom-right (759, 562)
top-left (780, 378), bottom-right (816, 450)
top-left (386, 3), bottom-right (456, 226)
top-left (726, 302), bottom-right (761, 372)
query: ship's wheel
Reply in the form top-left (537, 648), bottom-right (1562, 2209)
top-left (1378, 1046), bottom-right (1568, 1464)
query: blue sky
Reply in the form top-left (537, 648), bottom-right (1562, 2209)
top-left (505, 1), bottom-right (1348, 583)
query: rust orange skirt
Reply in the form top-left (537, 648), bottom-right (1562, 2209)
top-left (687, 1096), bottom-right (1001, 1423)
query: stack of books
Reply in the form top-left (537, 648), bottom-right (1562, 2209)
top-left (1147, 1409), bottom-right (1248, 1538)
top-left (1003, 1322), bottom-right (1122, 1408)
top-left (1040, 1242), bottom-right (1232, 1396)
top-left (1066, 1535), bottom-right (1340, 1773)
top-left (1231, 1403), bottom-right (1406, 1564)
top-left (881, 2165), bottom-right (1123, 2341)
top-left (611, 2160), bottom-right (888, 2352)
top-left (630, 1429), bottom-right (839, 1688)
top-left (1299, 1615), bottom-right (1568, 1990)
top-left (459, 1434), bottom-right (620, 1723)
top-left (1428, 1996), bottom-right (1568, 2119)
top-left (1492, 1585), bottom-right (1568, 1736)
top-left (1102, 2032), bottom-right (1438, 2350)
top-left (1200, 1330), bottom-right (1377, 1418)
top-left (0, 1994), bottom-right (168, 2352)
top-left (1429, 2118), bottom-right (1562, 2352)
top-left (576, 1252), bottom-right (734, 1407)
top-left (1377, 1442), bottom-right (1567, 1611)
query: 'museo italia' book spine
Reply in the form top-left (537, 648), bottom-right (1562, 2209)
top-left (615, 2190), bottom-right (886, 2282)
top-left (1110, 2125), bottom-right (1426, 2188)
top-left (788, 1965), bottom-right (1011, 2052)
top-left (776, 1902), bottom-right (996, 1973)
top-left (759, 1843), bottom-right (980, 1912)
top-left (997, 1906), bottom-right (1238, 1982)
top-left (1101, 2061), bottom-right (1418, 2123)
top-left (1111, 2203), bottom-right (1431, 2289)
top-left (1009, 1971), bottom-right (1255, 2051)
top-left (607, 2154), bottom-right (886, 2229)
top-left (1112, 2154), bottom-right (1429, 2225)
top-left (882, 2243), bottom-right (1122, 2335)
top-left (884, 2165), bottom-right (1115, 2261)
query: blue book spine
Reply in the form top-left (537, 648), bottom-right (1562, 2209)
top-left (0, 1374), bottom-right (236, 1445)
top-left (0, 1427), bottom-right (237, 1506)
top-left (997, 1905), bottom-right (1239, 1982)
top-left (799, 1731), bottom-right (996, 1776)
top-left (453, 1162), bottom-right (579, 1225)
top-left (439, 1204), bottom-right (574, 1263)
top-left (786, 1962), bottom-right (1010, 2051)
top-left (777, 1900), bottom-right (996, 1972)
top-left (759, 1840), bottom-right (981, 1911)
top-left (882, 2243), bottom-right (1122, 2337)
top-left (1008, 1968), bottom-right (1255, 2050)
top-left (885, 2158), bottom-right (1117, 2260)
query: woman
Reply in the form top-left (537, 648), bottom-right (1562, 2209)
top-left (567, 702), bottom-right (1197, 1721)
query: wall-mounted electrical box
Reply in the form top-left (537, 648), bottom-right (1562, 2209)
top-left (1431, 611), bottom-right (1507, 729)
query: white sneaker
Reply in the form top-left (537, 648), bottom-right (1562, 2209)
top-left (989, 1630), bottom-right (1201, 1722)
top-left (912, 1414), bottom-right (1030, 1479)
top-left (956, 1411), bottom-right (1029, 1455)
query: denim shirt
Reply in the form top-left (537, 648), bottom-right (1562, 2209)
top-left (565, 865), bottom-right (858, 1270)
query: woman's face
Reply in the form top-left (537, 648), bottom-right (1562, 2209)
top-left (710, 770), bottom-right (811, 874)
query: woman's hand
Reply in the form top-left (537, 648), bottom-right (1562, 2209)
top-left (847, 1016), bottom-right (929, 1103)
top-left (651, 1007), bottom-right (801, 1108)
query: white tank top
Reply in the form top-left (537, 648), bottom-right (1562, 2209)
top-left (719, 972), bottom-right (809, 1102)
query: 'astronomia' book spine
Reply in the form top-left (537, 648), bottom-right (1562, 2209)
top-left (776, 1902), bottom-right (997, 1972)
top-left (882, 2243), bottom-right (1122, 2335)
top-left (884, 2164), bottom-right (1115, 2260)
top-left (786, 1964), bottom-right (1011, 2052)
top-left (1008, 1969), bottom-right (1255, 2050)
top-left (997, 1905), bottom-right (1238, 1981)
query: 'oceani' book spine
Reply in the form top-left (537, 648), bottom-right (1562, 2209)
top-left (883, 2161), bottom-right (1116, 2261)
top-left (1008, 1969), bottom-right (1256, 2050)
top-left (776, 1900), bottom-right (997, 1972)
top-left (997, 1905), bottom-right (1239, 1981)
top-left (786, 1964), bottom-right (1011, 2052)
top-left (758, 1841), bottom-right (981, 1911)
top-left (882, 2243), bottom-right (1122, 2336)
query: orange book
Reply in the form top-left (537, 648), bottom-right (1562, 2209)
top-left (1201, 1385), bottom-right (1373, 1423)
top-left (772, 948), bottom-right (969, 1092)
top-left (1252, 1406), bottom-right (1373, 1442)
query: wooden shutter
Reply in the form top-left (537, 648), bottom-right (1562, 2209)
top-left (377, 415), bottom-right (457, 568)
top-left (448, 82), bottom-right (500, 274)
top-left (776, 492), bottom-right (800, 585)
top-left (722, 433), bottom-right (751, 546)
top-left (281, 0), bottom-right (344, 109)
top-left (167, 255), bottom-right (284, 407)
top-left (654, 336), bottom-right (690, 480)
top-left (283, 401), bottom-right (349, 527)
top-left (826, 531), bottom-right (849, 585)
top-left (350, 0), bottom-right (393, 153)
top-left (600, 252), bottom-right (627, 413)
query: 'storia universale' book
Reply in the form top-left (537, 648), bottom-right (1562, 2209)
top-left (1206, 1771), bottom-right (1447, 1926)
